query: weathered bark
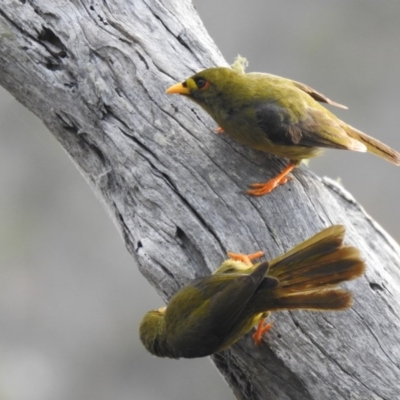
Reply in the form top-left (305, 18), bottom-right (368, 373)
top-left (1, 1), bottom-right (400, 399)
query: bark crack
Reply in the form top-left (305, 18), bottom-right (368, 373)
top-left (118, 127), bottom-right (227, 255)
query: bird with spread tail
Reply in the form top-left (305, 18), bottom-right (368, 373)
top-left (139, 225), bottom-right (365, 359)
top-left (166, 59), bottom-right (400, 196)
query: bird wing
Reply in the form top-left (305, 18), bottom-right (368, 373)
top-left (295, 108), bottom-right (367, 151)
top-left (194, 262), bottom-right (276, 339)
top-left (255, 102), bottom-right (366, 151)
top-left (248, 72), bottom-right (348, 109)
top-left (291, 80), bottom-right (348, 109)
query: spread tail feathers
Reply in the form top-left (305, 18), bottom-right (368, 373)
top-left (268, 225), bottom-right (365, 292)
top-left (255, 225), bottom-right (365, 312)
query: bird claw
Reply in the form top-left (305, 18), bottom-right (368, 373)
top-left (252, 319), bottom-right (273, 345)
top-left (247, 163), bottom-right (296, 196)
top-left (213, 126), bottom-right (225, 134)
top-left (247, 180), bottom-right (280, 196)
top-left (227, 251), bottom-right (264, 266)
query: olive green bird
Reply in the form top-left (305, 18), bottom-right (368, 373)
top-left (166, 65), bottom-right (400, 196)
top-left (139, 225), bottom-right (365, 359)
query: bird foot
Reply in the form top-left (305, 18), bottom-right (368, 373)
top-left (213, 126), bottom-right (225, 134)
top-left (246, 162), bottom-right (296, 196)
top-left (247, 177), bottom-right (289, 196)
top-left (252, 318), bottom-right (273, 345)
top-left (227, 251), bottom-right (264, 267)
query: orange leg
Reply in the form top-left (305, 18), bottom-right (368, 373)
top-left (247, 162), bottom-right (297, 197)
top-left (214, 126), bottom-right (225, 134)
top-left (227, 251), bottom-right (264, 267)
top-left (252, 318), bottom-right (273, 345)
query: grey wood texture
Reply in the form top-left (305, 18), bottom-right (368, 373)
top-left (1, 1), bottom-right (400, 399)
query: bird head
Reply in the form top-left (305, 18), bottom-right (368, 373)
top-left (165, 67), bottom-right (243, 116)
top-left (139, 307), bottom-right (170, 358)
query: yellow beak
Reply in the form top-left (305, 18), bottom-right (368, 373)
top-left (165, 82), bottom-right (190, 95)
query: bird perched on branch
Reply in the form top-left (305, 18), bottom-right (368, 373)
top-left (166, 57), bottom-right (400, 196)
top-left (139, 225), bottom-right (365, 359)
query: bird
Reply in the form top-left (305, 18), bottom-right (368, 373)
top-left (166, 61), bottom-right (400, 196)
top-left (139, 225), bottom-right (365, 358)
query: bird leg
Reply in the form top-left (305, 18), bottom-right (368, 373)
top-left (227, 251), bottom-right (264, 266)
top-left (252, 317), bottom-right (273, 345)
top-left (247, 162), bottom-right (297, 196)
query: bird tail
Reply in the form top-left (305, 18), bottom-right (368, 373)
top-left (258, 288), bottom-right (353, 311)
top-left (255, 225), bottom-right (365, 312)
top-left (344, 124), bottom-right (400, 165)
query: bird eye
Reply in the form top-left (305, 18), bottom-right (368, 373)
top-left (194, 77), bottom-right (208, 90)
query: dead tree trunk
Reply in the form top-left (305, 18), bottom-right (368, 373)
top-left (1, 1), bottom-right (400, 399)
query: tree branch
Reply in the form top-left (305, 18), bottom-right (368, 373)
top-left (1, 1), bottom-right (400, 399)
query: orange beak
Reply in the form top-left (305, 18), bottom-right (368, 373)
top-left (165, 82), bottom-right (190, 95)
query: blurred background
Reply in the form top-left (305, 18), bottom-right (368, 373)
top-left (0, 1), bottom-right (399, 399)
